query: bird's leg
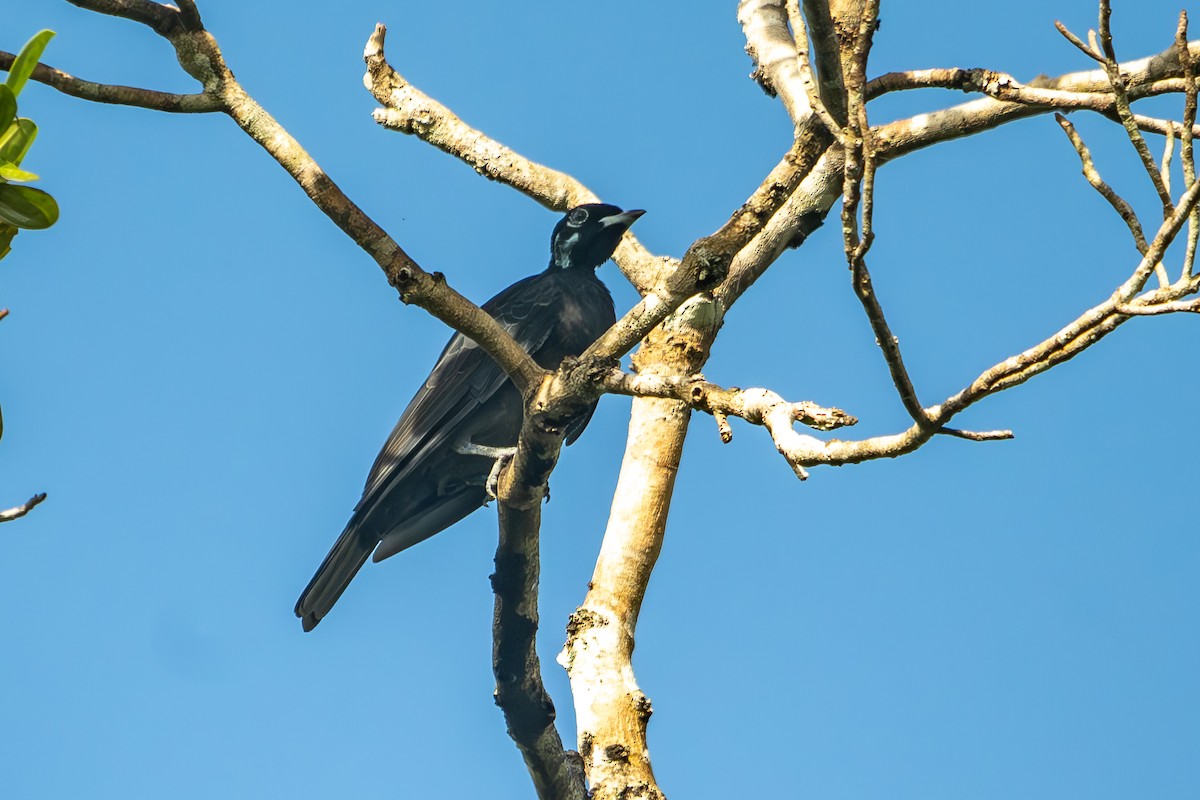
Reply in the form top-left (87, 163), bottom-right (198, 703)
top-left (484, 453), bottom-right (514, 501)
top-left (454, 440), bottom-right (517, 501)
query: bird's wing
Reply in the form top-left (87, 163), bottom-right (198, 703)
top-left (355, 272), bottom-right (563, 508)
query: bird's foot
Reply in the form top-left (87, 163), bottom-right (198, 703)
top-left (455, 440), bottom-right (518, 502)
top-left (484, 449), bottom-right (516, 501)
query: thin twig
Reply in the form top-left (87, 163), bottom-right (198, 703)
top-left (942, 428), bottom-right (1015, 442)
top-left (0, 493), bottom-right (47, 523)
top-left (1178, 12), bottom-right (1200, 281)
top-left (1156, 122), bottom-right (1177, 287)
top-left (841, 1), bottom-right (932, 429)
top-left (1055, 114), bottom-right (1149, 253)
top-left (0, 52), bottom-right (221, 112)
top-left (1162, 122), bottom-right (1175, 197)
top-left (1115, 166), bottom-right (1200, 301)
top-left (713, 410), bottom-right (733, 443)
top-left (1055, 20), bottom-right (1104, 62)
top-left (1096, 0), bottom-right (1175, 217)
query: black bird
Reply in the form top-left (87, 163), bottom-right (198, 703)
top-left (296, 203), bottom-right (644, 631)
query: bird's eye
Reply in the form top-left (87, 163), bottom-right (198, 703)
top-left (568, 208), bottom-right (589, 226)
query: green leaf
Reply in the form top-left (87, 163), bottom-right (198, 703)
top-left (0, 184), bottom-right (57, 229)
top-left (0, 118), bottom-right (36, 166)
top-left (5, 30), bottom-right (55, 98)
top-left (0, 85), bottom-right (15, 133)
top-left (0, 158), bottom-right (37, 182)
top-left (0, 223), bottom-right (15, 261)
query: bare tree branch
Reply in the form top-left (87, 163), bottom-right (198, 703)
top-left (0, 308), bottom-right (45, 523)
top-left (0, 52), bottom-right (220, 112)
top-left (1095, 0), bottom-right (1174, 217)
top-left (1117, 295), bottom-right (1200, 314)
top-left (867, 66), bottom-right (1200, 138)
top-left (599, 369), bottom-right (856, 432)
top-left (558, 296), bottom-right (722, 800)
top-left (738, 0), bottom-right (815, 125)
top-left (601, 368), bottom-right (857, 479)
top-left (492, 503), bottom-right (586, 800)
top-left (1056, 113), bottom-right (1150, 253)
top-left (0, 493), bottom-right (46, 524)
top-left (1055, 19), bottom-right (1105, 63)
top-left (67, 0), bottom-right (182, 36)
top-left (1176, 12), bottom-right (1200, 281)
top-left (873, 41), bottom-right (1200, 162)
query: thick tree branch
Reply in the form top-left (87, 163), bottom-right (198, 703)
top-left (492, 503), bottom-right (586, 800)
top-left (715, 147), bottom-right (843, 307)
top-left (869, 66), bottom-right (1200, 138)
top-left (558, 296), bottom-right (721, 800)
top-left (739, 0), bottom-right (814, 125)
top-left (873, 41), bottom-right (1200, 162)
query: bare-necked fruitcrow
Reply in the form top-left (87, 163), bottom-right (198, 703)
top-left (295, 203), bottom-right (644, 631)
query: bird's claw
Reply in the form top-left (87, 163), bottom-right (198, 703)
top-left (485, 450), bottom-right (516, 501)
top-left (454, 439), bottom-right (519, 502)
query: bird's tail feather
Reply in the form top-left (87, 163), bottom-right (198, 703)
top-left (295, 523), bottom-right (377, 632)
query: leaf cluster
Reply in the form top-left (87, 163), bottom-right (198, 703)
top-left (0, 29), bottom-right (59, 260)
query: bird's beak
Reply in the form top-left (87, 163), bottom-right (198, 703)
top-left (599, 209), bottom-right (646, 229)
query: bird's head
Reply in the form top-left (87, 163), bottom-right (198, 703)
top-left (549, 203), bottom-right (645, 271)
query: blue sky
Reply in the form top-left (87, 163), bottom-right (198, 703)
top-left (1, 2), bottom-right (1196, 798)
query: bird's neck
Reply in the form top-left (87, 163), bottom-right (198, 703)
top-left (547, 261), bottom-right (602, 277)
